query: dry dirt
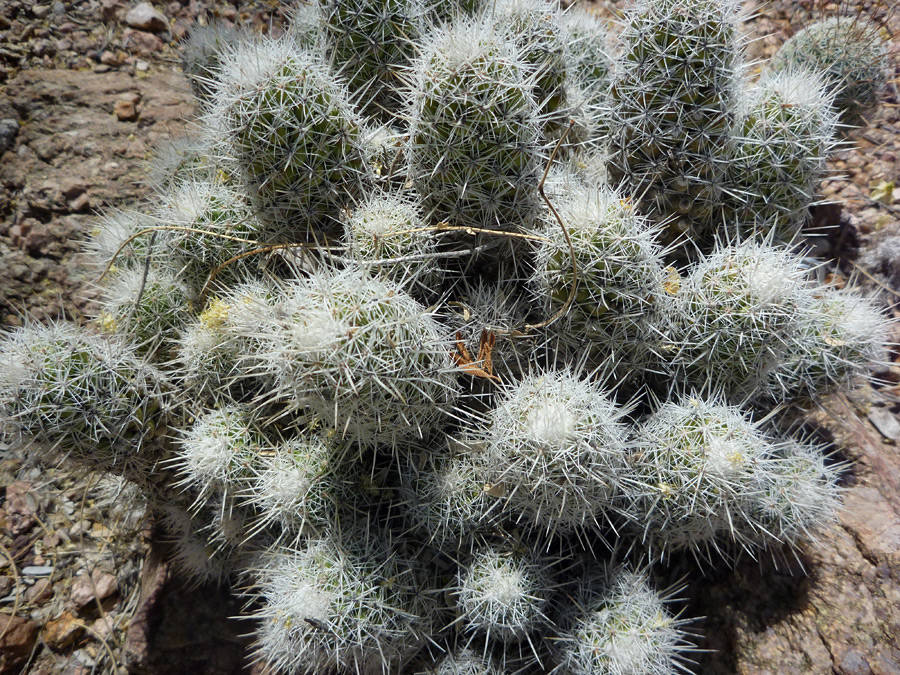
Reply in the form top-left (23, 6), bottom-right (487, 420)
top-left (1, 0), bottom-right (900, 673)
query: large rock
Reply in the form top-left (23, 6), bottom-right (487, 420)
top-left (0, 68), bottom-right (193, 325)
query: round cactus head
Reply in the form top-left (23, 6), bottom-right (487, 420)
top-left (770, 16), bottom-right (890, 122)
top-left (453, 541), bottom-right (553, 642)
top-left (0, 322), bottom-right (167, 471)
top-left (622, 394), bottom-right (776, 561)
top-left (607, 0), bottom-right (742, 243)
top-left (210, 35), bottom-right (371, 238)
top-left (557, 564), bottom-right (692, 675)
top-left (480, 368), bottom-right (629, 533)
top-left (407, 17), bottom-right (543, 261)
top-left (320, 0), bottom-right (427, 119)
top-left (249, 267), bottom-right (459, 453)
top-left (251, 524), bottom-right (436, 675)
top-left (727, 68), bottom-right (837, 242)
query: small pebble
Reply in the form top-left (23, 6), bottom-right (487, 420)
top-left (21, 565), bottom-right (54, 576)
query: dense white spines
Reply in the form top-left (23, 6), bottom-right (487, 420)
top-left (17, 0), bottom-right (891, 670)
top-left (211, 36), bottom-right (371, 236)
top-left (556, 565), bottom-right (690, 675)
top-left (181, 19), bottom-right (248, 109)
top-left (252, 527), bottom-right (436, 675)
top-left (531, 185), bottom-right (672, 378)
top-left (146, 134), bottom-right (220, 192)
top-left (769, 285), bottom-right (890, 401)
top-left (454, 542), bottom-right (552, 643)
top-left (156, 180), bottom-right (264, 289)
top-left (243, 434), bottom-right (347, 540)
top-left (488, 0), bottom-right (568, 121)
top-left (407, 18), bottom-right (543, 250)
top-left (84, 207), bottom-right (164, 275)
top-left (0, 322), bottom-right (166, 469)
top-left (97, 265), bottom-right (193, 357)
top-left (173, 405), bottom-right (265, 502)
top-left (727, 69), bottom-right (838, 241)
top-left (157, 503), bottom-right (236, 586)
top-left (750, 440), bottom-right (842, 547)
top-left (621, 395), bottom-right (772, 559)
top-left (320, 0), bottom-right (428, 118)
top-left (620, 395), bottom-right (841, 560)
top-left (428, 648), bottom-right (507, 675)
top-left (479, 369), bottom-right (629, 533)
top-left (669, 240), bottom-right (809, 399)
top-left (250, 267), bottom-right (459, 451)
top-left (344, 190), bottom-right (441, 289)
top-left (400, 445), bottom-right (499, 549)
top-left (561, 7), bottom-right (613, 103)
top-left (770, 16), bottom-right (889, 122)
top-left (607, 0), bottom-right (742, 241)
top-left (177, 280), bottom-right (275, 403)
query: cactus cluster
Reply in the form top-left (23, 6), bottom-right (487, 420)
top-left (0, 0), bottom-right (893, 672)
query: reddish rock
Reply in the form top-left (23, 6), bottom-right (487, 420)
top-left (114, 98), bottom-right (137, 121)
top-left (124, 3), bottom-right (168, 33)
top-left (0, 613), bottom-right (39, 673)
top-left (24, 577), bottom-right (52, 603)
top-left (70, 569), bottom-right (118, 609)
top-left (24, 224), bottom-right (54, 256)
top-left (42, 611), bottom-right (84, 651)
top-left (122, 28), bottom-right (164, 55)
top-left (4, 481), bottom-right (35, 535)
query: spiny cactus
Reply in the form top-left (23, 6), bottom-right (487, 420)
top-left (750, 439), bottom-right (842, 548)
top-left (4, 0), bottom-right (894, 672)
top-left (97, 266), bottom-right (194, 357)
top-left (475, 368), bottom-right (630, 534)
top-left (181, 19), bottom-right (248, 109)
top-left (607, 0), bottom-right (742, 242)
top-left (621, 395), bottom-right (786, 560)
top-left (344, 190), bottom-right (442, 291)
top-left (667, 239), bottom-right (809, 399)
top-left (453, 541), bottom-right (553, 644)
top-left (399, 443), bottom-right (501, 550)
top-left (407, 17), bottom-right (543, 255)
top-left (561, 7), bottom-right (613, 103)
top-left (251, 524), bottom-right (436, 675)
top-left (426, 648), bottom-right (507, 675)
top-left (84, 207), bottom-right (167, 275)
top-left (489, 0), bottom-right (568, 120)
top-left (768, 285), bottom-right (890, 402)
top-left (243, 433), bottom-right (355, 541)
top-left (320, 0), bottom-right (427, 118)
top-left (0, 322), bottom-right (167, 470)
top-left (157, 502), bottom-right (238, 586)
top-left (726, 69), bottom-right (838, 241)
top-left (156, 180), bottom-right (265, 291)
top-left (530, 185), bottom-right (673, 380)
top-left (770, 16), bottom-right (890, 122)
top-left (556, 565), bottom-right (691, 675)
top-left (247, 267), bottom-right (459, 453)
top-left (209, 35), bottom-right (371, 237)
top-left (176, 279), bottom-right (276, 404)
top-left (172, 405), bottom-right (266, 503)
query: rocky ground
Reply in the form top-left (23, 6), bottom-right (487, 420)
top-left (1, 0), bottom-right (900, 673)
